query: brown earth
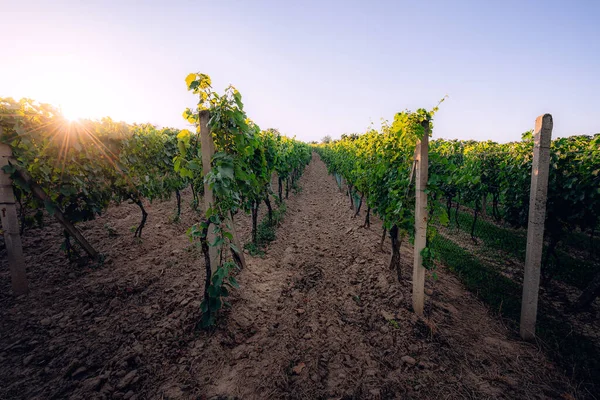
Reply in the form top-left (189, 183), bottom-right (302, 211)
top-left (0, 156), bottom-right (578, 399)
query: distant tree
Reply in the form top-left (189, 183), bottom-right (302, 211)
top-left (341, 133), bottom-right (359, 141)
top-left (321, 135), bottom-right (332, 144)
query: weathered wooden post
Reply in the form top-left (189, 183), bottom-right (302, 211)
top-left (412, 121), bottom-right (429, 316)
top-left (520, 114), bottom-right (552, 340)
top-left (0, 144), bottom-right (29, 295)
top-left (199, 111), bottom-right (246, 270)
top-left (199, 110), bottom-right (219, 270)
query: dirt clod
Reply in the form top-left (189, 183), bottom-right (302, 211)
top-left (116, 370), bottom-right (138, 390)
top-left (401, 355), bottom-right (417, 366)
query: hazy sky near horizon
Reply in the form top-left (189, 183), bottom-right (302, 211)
top-left (1, 0), bottom-right (599, 142)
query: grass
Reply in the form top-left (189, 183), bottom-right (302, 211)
top-left (561, 229), bottom-right (600, 255)
top-left (432, 233), bottom-right (600, 395)
top-left (244, 200), bottom-right (287, 256)
top-left (432, 234), bottom-right (522, 319)
top-left (451, 206), bottom-right (526, 260)
top-left (449, 207), bottom-right (599, 290)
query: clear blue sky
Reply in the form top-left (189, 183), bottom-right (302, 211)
top-left (1, 0), bottom-right (599, 142)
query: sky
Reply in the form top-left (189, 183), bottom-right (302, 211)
top-left (1, 0), bottom-right (599, 143)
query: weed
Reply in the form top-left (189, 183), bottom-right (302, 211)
top-left (104, 223), bottom-right (118, 237)
top-left (245, 202), bottom-right (287, 255)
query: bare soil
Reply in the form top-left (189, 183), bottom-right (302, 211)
top-left (0, 157), bottom-right (578, 399)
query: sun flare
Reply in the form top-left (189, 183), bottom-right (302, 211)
top-left (60, 103), bottom-right (86, 122)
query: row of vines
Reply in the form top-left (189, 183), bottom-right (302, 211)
top-left (0, 74), bottom-right (311, 327)
top-left (316, 117), bottom-right (599, 306)
top-left (0, 98), bottom-right (192, 250)
top-left (317, 113), bottom-right (600, 388)
top-left (316, 106), bottom-right (444, 280)
top-left (430, 134), bottom-right (600, 307)
top-left (180, 73), bottom-right (311, 326)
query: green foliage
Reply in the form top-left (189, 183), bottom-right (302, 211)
top-left (200, 260), bottom-right (239, 328)
top-left (388, 319), bottom-right (400, 329)
top-left (428, 133), bottom-right (600, 279)
top-left (0, 97), bottom-right (188, 251)
top-left (315, 106), bottom-right (444, 274)
top-left (244, 202), bottom-right (287, 256)
top-left (180, 73), bottom-right (310, 327)
top-left (316, 108), bottom-right (437, 232)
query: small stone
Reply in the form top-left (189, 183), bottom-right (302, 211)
top-left (401, 355), bottom-right (416, 366)
top-left (64, 360), bottom-right (81, 377)
top-left (296, 308), bottom-right (305, 315)
top-left (180, 298), bottom-right (191, 306)
top-left (40, 318), bottom-right (51, 327)
top-left (83, 375), bottom-right (106, 391)
top-left (380, 325), bottom-right (390, 334)
top-left (71, 366), bottom-right (88, 379)
top-left (23, 354), bottom-right (35, 366)
top-left (303, 333), bottom-right (312, 339)
top-left (123, 390), bottom-right (135, 399)
top-left (380, 310), bottom-right (394, 321)
top-left (82, 308), bottom-right (94, 317)
top-left (408, 344), bottom-right (419, 353)
top-left (100, 383), bottom-right (114, 395)
top-left (116, 370), bottom-right (138, 390)
top-left (292, 362), bottom-right (306, 375)
top-left (425, 288), bottom-right (434, 296)
top-left (109, 298), bottom-right (121, 309)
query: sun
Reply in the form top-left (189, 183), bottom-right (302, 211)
top-left (61, 104), bottom-right (86, 122)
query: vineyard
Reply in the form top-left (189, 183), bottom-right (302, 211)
top-left (317, 119), bottom-right (600, 393)
top-left (0, 74), bottom-right (599, 399)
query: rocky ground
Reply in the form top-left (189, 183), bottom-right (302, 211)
top-left (0, 156), bottom-right (578, 399)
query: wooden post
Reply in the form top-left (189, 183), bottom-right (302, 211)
top-left (0, 144), bottom-right (29, 295)
top-left (199, 111), bottom-right (246, 270)
top-left (520, 114), bottom-right (553, 340)
top-left (412, 121), bottom-right (429, 316)
top-left (199, 110), bottom-right (219, 270)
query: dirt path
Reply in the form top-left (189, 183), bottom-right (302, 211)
top-left (193, 157), bottom-right (574, 399)
top-left (0, 156), bottom-right (576, 399)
